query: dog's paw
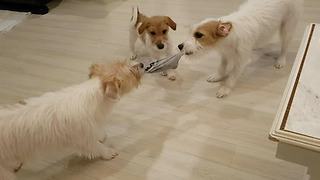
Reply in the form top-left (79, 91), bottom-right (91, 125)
top-left (130, 53), bottom-right (137, 60)
top-left (14, 163), bottom-right (23, 172)
top-left (100, 148), bottom-right (118, 160)
top-left (207, 74), bottom-right (227, 82)
top-left (275, 57), bottom-right (286, 69)
top-left (274, 61), bottom-right (285, 69)
top-left (160, 71), bottom-right (167, 76)
top-left (216, 86), bottom-right (231, 98)
top-left (168, 75), bottom-right (176, 81)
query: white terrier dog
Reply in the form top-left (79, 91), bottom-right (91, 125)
top-left (129, 7), bottom-right (178, 80)
top-left (0, 61), bottom-right (144, 180)
top-left (178, 0), bottom-right (301, 98)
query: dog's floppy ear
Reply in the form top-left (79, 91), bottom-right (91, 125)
top-left (165, 16), bottom-right (176, 31)
top-left (104, 79), bottom-right (121, 100)
top-left (217, 22), bottom-right (232, 37)
top-left (138, 20), bottom-right (149, 34)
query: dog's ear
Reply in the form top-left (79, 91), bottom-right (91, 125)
top-left (88, 64), bottom-right (100, 79)
top-left (138, 20), bottom-right (149, 34)
top-left (104, 79), bottom-right (121, 100)
top-left (165, 16), bottom-right (176, 31)
top-left (217, 22), bottom-right (232, 37)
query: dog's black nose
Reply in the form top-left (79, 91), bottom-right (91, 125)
top-left (140, 63), bottom-right (144, 68)
top-left (157, 44), bottom-right (164, 49)
top-left (178, 43), bottom-right (184, 50)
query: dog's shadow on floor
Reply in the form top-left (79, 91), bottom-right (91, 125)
top-left (79, 86), bottom-right (206, 178)
top-left (204, 44), bottom-right (296, 98)
top-left (62, 117), bottom-right (198, 179)
top-left (243, 45), bottom-right (295, 91)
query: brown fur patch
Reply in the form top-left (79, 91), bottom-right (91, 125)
top-left (194, 21), bottom-right (232, 47)
top-left (138, 16), bottom-right (176, 46)
top-left (89, 61), bottom-right (143, 98)
top-left (137, 13), bottom-right (147, 27)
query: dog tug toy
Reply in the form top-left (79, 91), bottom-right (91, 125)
top-left (145, 52), bottom-right (184, 73)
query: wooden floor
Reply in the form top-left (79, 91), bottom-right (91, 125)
top-left (0, 0), bottom-right (319, 179)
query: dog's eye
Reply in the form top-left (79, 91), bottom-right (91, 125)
top-left (151, 31), bottom-right (156, 36)
top-left (163, 30), bottom-right (167, 34)
top-left (194, 32), bottom-right (204, 38)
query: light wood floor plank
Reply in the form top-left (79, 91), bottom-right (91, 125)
top-left (1, 0), bottom-right (319, 179)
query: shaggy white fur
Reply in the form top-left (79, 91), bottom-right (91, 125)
top-left (0, 61), bottom-right (144, 180)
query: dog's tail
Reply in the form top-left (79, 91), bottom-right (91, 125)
top-left (130, 6), bottom-right (139, 28)
top-left (0, 165), bottom-right (16, 180)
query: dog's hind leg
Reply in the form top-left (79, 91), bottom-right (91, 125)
top-left (275, 8), bottom-right (299, 69)
top-left (275, 22), bottom-right (291, 69)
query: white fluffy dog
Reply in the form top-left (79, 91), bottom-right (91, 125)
top-left (178, 0), bottom-right (301, 98)
top-left (0, 61), bottom-right (144, 180)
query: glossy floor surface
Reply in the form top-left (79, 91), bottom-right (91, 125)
top-left (0, 0), bottom-right (319, 179)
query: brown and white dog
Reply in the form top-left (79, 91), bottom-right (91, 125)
top-left (178, 0), bottom-right (301, 98)
top-left (129, 7), bottom-right (177, 80)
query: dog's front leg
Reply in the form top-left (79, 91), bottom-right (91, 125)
top-left (160, 48), bottom-right (176, 81)
top-left (208, 56), bottom-right (228, 82)
top-left (216, 55), bottom-right (248, 98)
